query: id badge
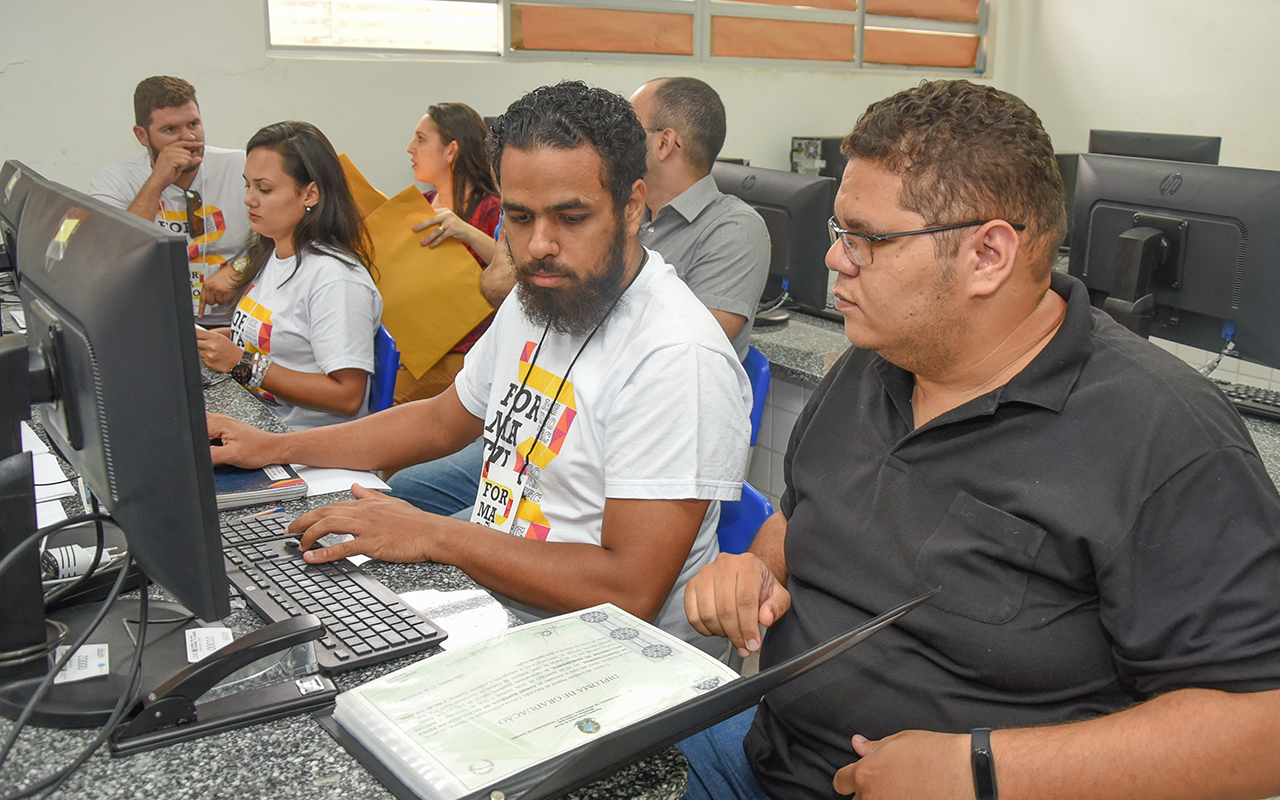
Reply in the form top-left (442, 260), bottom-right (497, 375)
top-left (470, 462), bottom-right (523, 535)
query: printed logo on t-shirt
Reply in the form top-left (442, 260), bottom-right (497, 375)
top-left (481, 340), bottom-right (579, 541)
top-left (230, 291), bottom-right (276, 402)
top-left (156, 202), bottom-right (230, 301)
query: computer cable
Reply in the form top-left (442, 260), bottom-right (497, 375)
top-left (0, 513), bottom-right (112, 664)
top-left (1198, 340), bottom-right (1236, 378)
top-left (0, 569), bottom-right (147, 800)
top-left (40, 514), bottom-right (111, 608)
top-left (0, 514), bottom-right (119, 765)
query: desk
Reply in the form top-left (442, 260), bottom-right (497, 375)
top-left (0, 365), bottom-right (687, 800)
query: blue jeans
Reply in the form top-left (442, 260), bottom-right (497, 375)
top-left (387, 438), bottom-right (485, 520)
top-left (678, 708), bottom-right (772, 800)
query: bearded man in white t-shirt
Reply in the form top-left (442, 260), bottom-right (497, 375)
top-left (206, 81), bottom-right (752, 653)
top-left (89, 76), bottom-right (250, 326)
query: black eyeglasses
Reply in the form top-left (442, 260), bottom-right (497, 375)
top-left (828, 216), bottom-right (1026, 268)
top-left (184, 189), bottom-right (204, 239)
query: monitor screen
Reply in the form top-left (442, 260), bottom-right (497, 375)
top-left (1088, 130), bottom-right (1221, 165)
top-left (710, 162), bottom-right (836, 315)
top-left (1068, 153), bottom-right (1280, 369)
top-left (2, 161), bottom-right (227, 620)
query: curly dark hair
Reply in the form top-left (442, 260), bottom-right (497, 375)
top-left (487, 81), bottom-right (647, 213)
top-left (646, 77), bottom-right (727, 174)
top-left (842, 79), bottom-right (1067, 279)
top-left (427, 102), bottom-right (498, 221)
top-left (243, 121), bottom-right (374, 286)
top-left (133, 76), bottom-right (197, 128)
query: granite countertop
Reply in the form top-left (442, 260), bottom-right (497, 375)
top-left (749, 310), bottom-right (849, 388)
top-left (0, 365), bottom-right (688, 800)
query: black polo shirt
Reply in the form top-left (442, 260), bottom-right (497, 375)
top-left (744, 273), bottom-right (1280, 800)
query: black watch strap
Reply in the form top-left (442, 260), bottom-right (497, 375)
top-left (971, 727), bottom-right (997, 800)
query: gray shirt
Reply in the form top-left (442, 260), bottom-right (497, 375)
top-left (641, 174), bottom-right (770, 361)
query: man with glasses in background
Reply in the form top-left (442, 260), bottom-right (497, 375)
top-left (90, 76), bottom-right (250, 325)
top-left (681, 79), bottom-right (1280, 800)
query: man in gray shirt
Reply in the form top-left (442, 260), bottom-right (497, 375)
top-left (630, 77), bottom-right (771, 361)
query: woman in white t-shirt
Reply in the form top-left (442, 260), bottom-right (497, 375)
top-left (195, 121), bottom-right (383, 430)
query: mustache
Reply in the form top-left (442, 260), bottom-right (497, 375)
top-left (515, 258), bottom-right (573, 279)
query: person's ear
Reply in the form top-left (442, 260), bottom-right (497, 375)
top-left (965, 220), bottom-right (1020, 298)
top-left (624, 179), bottom-right (647, 235)
top-left (301, 181), bottom-right (320, 210)
top-left (133, 125), bottom-right (150, 150)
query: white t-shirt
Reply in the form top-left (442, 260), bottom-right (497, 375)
top-left (455, 249), bottom-right (751, 652)
top-left (89, 146), bottom-right (250, 326)
top-left (230, 248), bottom-right (383, 431)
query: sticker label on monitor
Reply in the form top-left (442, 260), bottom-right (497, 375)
top-left (186, 627), bottom-right (235, 663)
top-left (45, 208), bottom-right (89, 264)
top-left (53, 643), bottom-right (110, 684)
top-left (4, 170), bottom-right (18, 204)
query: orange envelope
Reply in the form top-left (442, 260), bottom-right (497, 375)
top-left (363, 187), bottom-right (494, 378)
top-left (339, 154), bottom-right (389, 218)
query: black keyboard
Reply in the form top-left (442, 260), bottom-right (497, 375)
top-left (221, 516), bottom-right (446, 672)
top-left (1214, 380), bottom-right (1280, 422)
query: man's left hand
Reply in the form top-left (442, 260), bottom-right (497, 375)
top-left (832, 730), bottom-right (971, 800)
top-left (290, 484), bottom-right (439, 564)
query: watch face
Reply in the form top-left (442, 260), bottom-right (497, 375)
top-left (230, 360), bottom-right (252, 385)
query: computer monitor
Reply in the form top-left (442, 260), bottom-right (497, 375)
top-left (1068, 153), bottom-right (1280, 369)
top-left (0, 161), bottom-right (36, 274)
top-left (1088, 130), bottom-right (1221, 165)
top-left (0, 161), bottom-right (228, 726)
top-left (710, 162), bottom-right (836, 315)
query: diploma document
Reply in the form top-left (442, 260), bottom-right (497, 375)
top-left (332, 604), bottom-right (738, 800)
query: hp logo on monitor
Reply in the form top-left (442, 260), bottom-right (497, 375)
top-left (1159, 173), bottom-right (1184, 196)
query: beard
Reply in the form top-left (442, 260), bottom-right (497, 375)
top-left (514, 217), bottom-right (631, 337)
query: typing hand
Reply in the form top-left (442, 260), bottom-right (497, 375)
top-left (195, 327), bottom-right (242, 372)
top-left (833, 730), bottom-right (970, 800)
top-left (206, 412), bottom-right (279, 468)
top-left (150, 140), bottom-right (203, 188)
top-left (683, 552), bottom-right (791, 657)
top-left (290, 485), bottom-right (438, 564)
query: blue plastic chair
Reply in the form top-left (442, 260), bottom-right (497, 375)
top-left (717, 481), bottom-right (773, 555)
top-left (368, 325), bottom-right (398, 413)
top-left (743, 346), bottom-right (771, 447)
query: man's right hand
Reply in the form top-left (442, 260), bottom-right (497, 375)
top-left (206, 412), bottom-right (280, 468)
top-left (684, 552), bottom-right (791, 657)
top-left (149, 140), bottom-right (203, 188)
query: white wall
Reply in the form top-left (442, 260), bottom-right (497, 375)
top-left (0, 0), bottom-right (986, 197)
top-left (1011, 0), bottom-right (1280, 170)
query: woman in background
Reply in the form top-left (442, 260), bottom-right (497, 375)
top-left (196, 121), bottom-right (383, 430)
top-left (396, 102), bottom-right (502, 404)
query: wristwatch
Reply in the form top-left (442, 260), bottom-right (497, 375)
top-left (230, 256), bottom-right (250, 276)
top-left (229, 352), bottom-right (253, 387)
top-left (971, 728), bottom-right (998, 800)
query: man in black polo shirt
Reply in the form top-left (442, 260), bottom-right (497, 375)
top-left (681, 80), bottom-right (1280, 800)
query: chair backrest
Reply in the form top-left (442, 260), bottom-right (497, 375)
top-left (743, 346), bottom-right (771, 447)
top-left (369, 324), bottom-right (398, 413)
top-left (717, 481), bottom-right (773, 555)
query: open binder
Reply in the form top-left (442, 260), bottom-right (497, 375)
top-left (317, 590), bottom-right (935, 800)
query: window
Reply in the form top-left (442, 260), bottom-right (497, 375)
top-left (268, 0), bottom-right (988, 70)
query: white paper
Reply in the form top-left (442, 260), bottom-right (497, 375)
top-left (33, 452), bottom-right (75, 502)
top-left (186, 627), bottom-right (235, 663)
top-left (53, 643), bottom-right (110, 684)
top-left (10, 308), bottom-right (25, 332)
top-left (36, 499), bottom-right (68, 528)
top-left (333, 604), bottom-right (739, 800)
top-left (21, 422), bottom-right (49, 455)
top-left (399, 589), bottom-right (510, 652)
top-left (292, 466), bottom-right (390, 497)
